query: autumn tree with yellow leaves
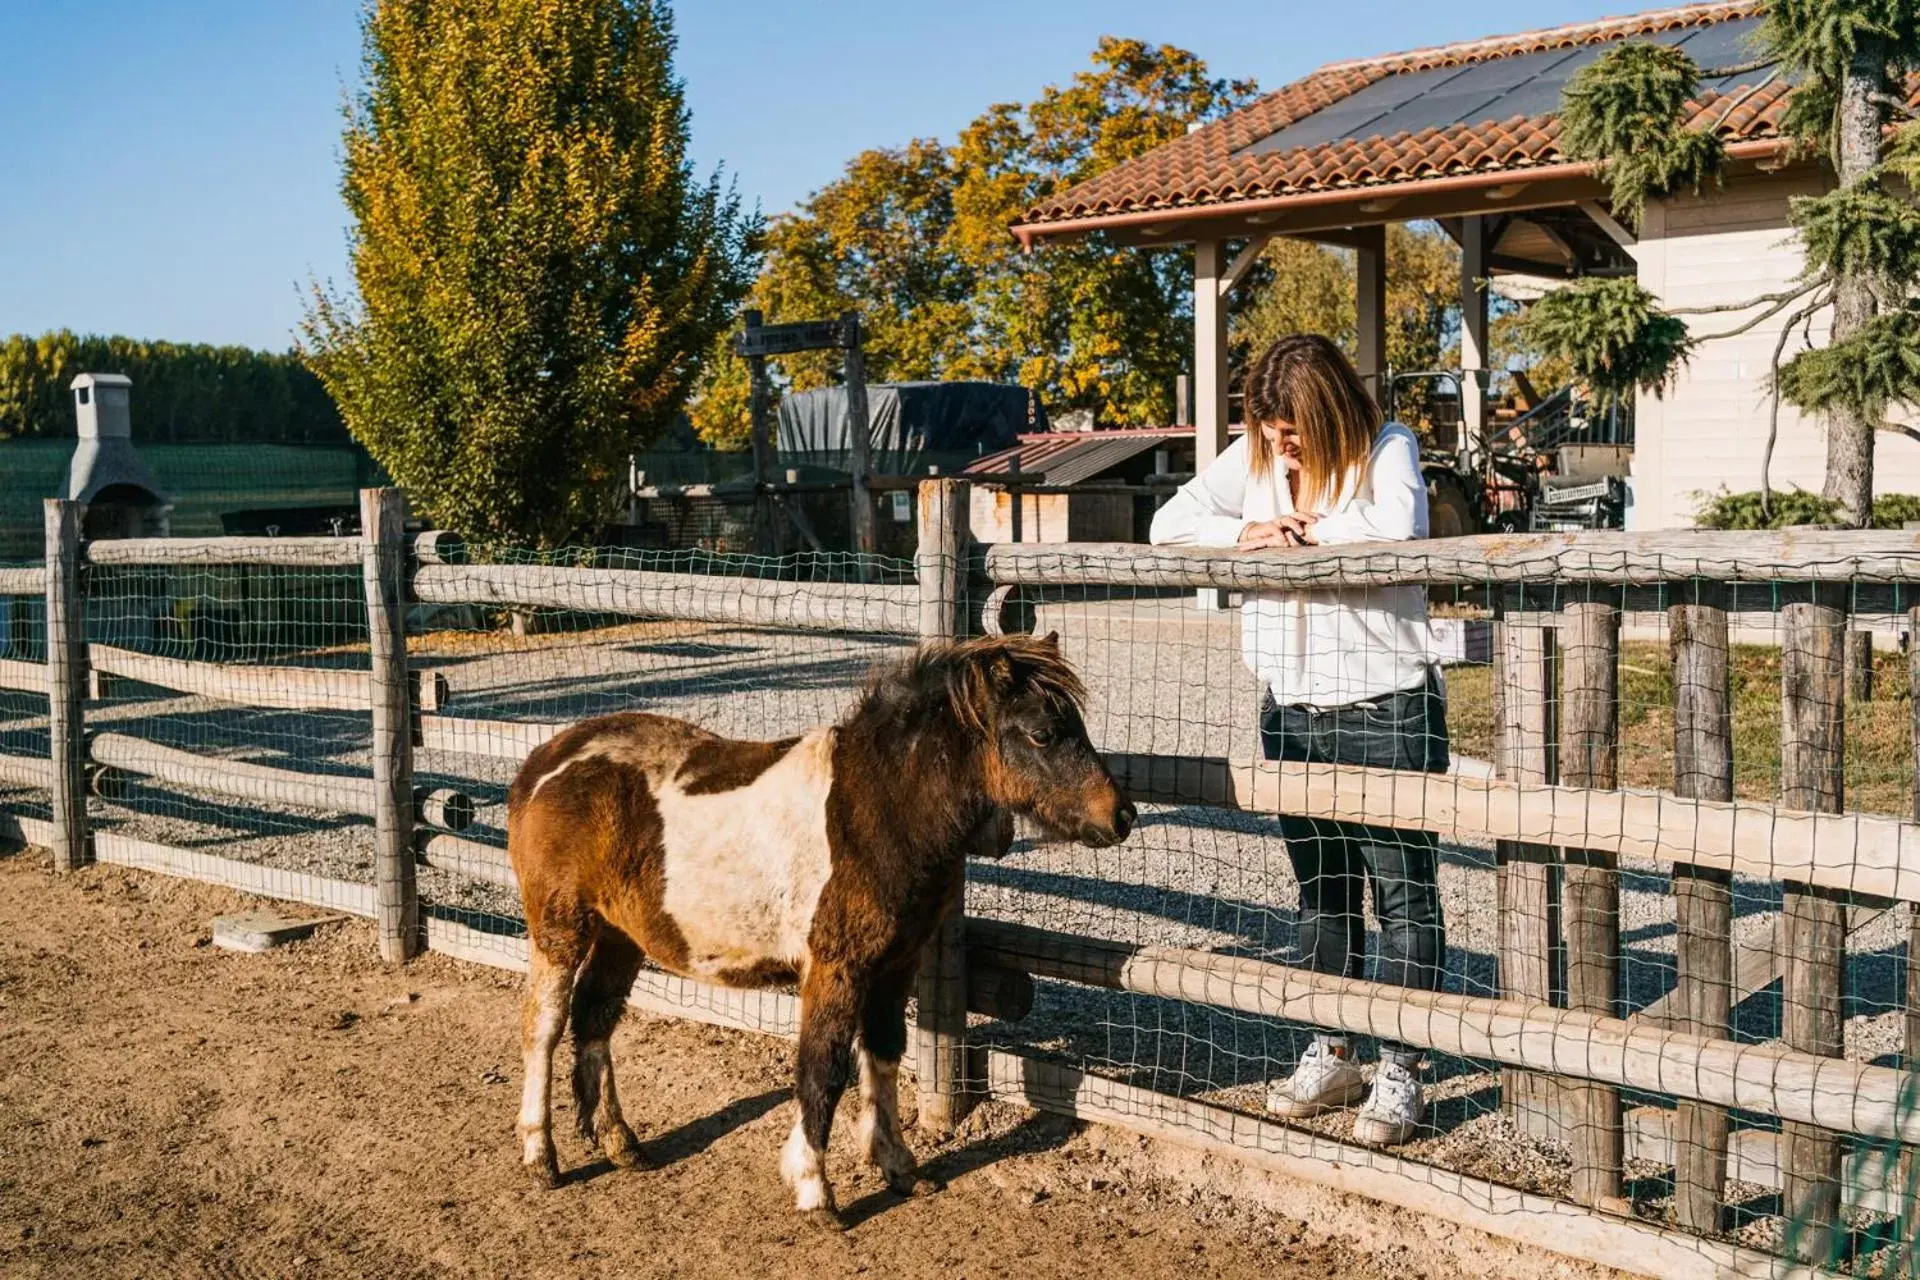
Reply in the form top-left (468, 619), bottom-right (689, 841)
top-left (691, 39), bottom-right (1472, 448)
top-left (692, 39), bottom-right (1257, 445)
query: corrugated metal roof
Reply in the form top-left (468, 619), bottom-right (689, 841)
top-left (962, 433), bottom-right (1171, 486)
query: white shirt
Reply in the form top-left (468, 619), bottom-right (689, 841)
top-left (1149, 422), bottom-right (1436, 708)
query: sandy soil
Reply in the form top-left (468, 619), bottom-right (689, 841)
top-left (0, 848), bottom-right (1625, 1280)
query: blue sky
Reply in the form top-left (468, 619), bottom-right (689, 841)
top-left (0, 0), bottom-right (1606, 351)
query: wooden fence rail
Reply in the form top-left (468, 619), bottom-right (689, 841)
top-left (967, 918), bottom-right (1920, 1144)
top-left (415, 714), bottom-right (562, 760)
top-left (412, 563), bottom-right (919, 636)
top-left (0, 658), bottom-right (44, 694)
top-left (416, 831), bottom-right (516, 891)
top-left (0, 750), bottom-right (53, 790)
top-left (87, 645), bottom-right (451, 713)
top-left (82, 536), bottom-right (363, 568)
top-left (0, 566), bottom-right (44, 596)
top-left (87, 732), bottom-right (472, 831)
top-left (1103, 754), bottom-right (1920, 905)
top-left (986, 530), bottom-right (1920, 589)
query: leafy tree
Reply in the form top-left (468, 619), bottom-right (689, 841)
top-left (689, 38), bottom-right (1256, 444)
top-left (303, 0), bottom-right (758, 547)
top-left (1233, 223), bottom-right (1462, 417)
top-left (690, 140), bottom-right (973, 447)
top-left (1521, 2), bottom-right (1920, 524)
top-left (1379, 223), bottom-right (1465, 381)
top-left (950, 39), bottom-right (1258, 425)
top-left (0, 331), bottom-right (345, 444)
top-left (1234, 238), bottom-right (1356, 359)
top-left (1489, 303), bottom-right (1575, 395)
top-left (759, 141), bottom-right (980, 391)
top-left (686, 328), bottom-right (756, 451)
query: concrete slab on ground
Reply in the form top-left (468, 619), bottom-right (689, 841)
top-left (212, 909), bottom-right (349, 954)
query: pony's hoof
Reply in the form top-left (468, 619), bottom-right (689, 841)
top-left (885, 1168), bottom-right (941, 1198)
top-left (602, 1124), bottom-right (647, 1170)
top-left (524, 1156), bottom-right (561, 1190)
top-left (801, 1206), bottom-right (846, 1233)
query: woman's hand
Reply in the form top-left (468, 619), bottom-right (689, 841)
top-left (1237, 514), bottom-right (1319, 550)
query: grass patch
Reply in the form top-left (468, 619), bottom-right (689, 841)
top-left (1446, 642), bottom-right (1915, 817)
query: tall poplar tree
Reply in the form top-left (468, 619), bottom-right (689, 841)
top-left (303, 0), bottom-right (758, 546)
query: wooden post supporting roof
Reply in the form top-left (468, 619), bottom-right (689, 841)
top-left (1459, 215), bottom-right (1489, 465)
top-left (1193, 239), bottom-right (1230, 610)
top-left (1355, 224), bottom-right (1386, 400)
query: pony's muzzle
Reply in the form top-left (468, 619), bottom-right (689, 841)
top-left (1076, 791), bottom-right (1135, 847)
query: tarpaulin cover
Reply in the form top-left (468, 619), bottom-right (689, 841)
top-left (776, 381), bottom-right (1043, 475)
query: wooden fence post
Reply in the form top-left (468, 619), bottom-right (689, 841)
top-left (1560, 598), bottom-right (1622, 1209)
top-left (913, 476), bottom-right (971, 1133)
top-left (361, 488), bottom-right (419, 962)
top-left (1671, 584), bottom-right (1735, 1235)
top-left (45, 499), bottom-right (87, 872)
top-left (1780, 597), bottom-right (1846, 1262)
top-left (1494, 602), bottom-right (1559, 1139)
top-left (1846, 628), bottom-right (1874, 703)
top-left (1904, 893), bottom-right (1919, 1268)
top-left (1903, 605), bottom-right (1920, 1260)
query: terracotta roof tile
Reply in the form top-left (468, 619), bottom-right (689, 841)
top-left (1014, 2), bottom-right (1778, 231)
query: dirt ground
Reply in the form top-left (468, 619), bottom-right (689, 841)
top-left (0, 849), bottom-right (1636, 1280)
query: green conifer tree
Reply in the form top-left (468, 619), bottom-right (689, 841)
top-left (1522, 1), bottom-right (1920, 524)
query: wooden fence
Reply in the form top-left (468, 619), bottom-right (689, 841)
top-left (2, 491), bottom-right (1918, 1279)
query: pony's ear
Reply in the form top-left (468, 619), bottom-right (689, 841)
top-left (1040, 630), bottom-right (1060, 649)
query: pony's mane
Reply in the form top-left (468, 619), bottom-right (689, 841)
top-left (855, 634), bottom-right (1086, 736)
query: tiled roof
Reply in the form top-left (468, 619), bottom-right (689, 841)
top-left (1013, 3), bottom-right (1781, 234)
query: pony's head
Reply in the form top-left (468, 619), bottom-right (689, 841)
top-left (934, 633), bottom-right (1134, 848)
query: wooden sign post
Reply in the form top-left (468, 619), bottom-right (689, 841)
top-left (734, 312), bottom-right (876, 561)
top-left (740, 311), bottom-right (777, 555)
top-left (841, 312), bottom-right (876, 561)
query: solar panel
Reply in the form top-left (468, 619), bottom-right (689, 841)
top-left (1238, 16), bottom-right (1768, 159)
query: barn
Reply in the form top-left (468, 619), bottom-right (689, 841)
top-left (1006, 1), bottom-right (1920, 532)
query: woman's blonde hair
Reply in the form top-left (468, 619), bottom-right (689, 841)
top-left (1242, 334), bottom-right (1382, 511)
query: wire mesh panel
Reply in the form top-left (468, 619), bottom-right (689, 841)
top-left (965, 543), bottom-right (1920, 1278)
top-left (408, 542), bottom-right (921, 1033)
top-left (3, 514), bottom-right (1919, 1278)
top-left (77, 552), bottom-right (378, 920)
top-left (0, 560), bottom-right (51, 846)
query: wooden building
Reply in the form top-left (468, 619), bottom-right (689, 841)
top-left (961, 427), bottom-right (1193, 543)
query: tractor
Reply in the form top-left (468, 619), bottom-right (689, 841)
top-left (1382, 369), bottom-right (1632, 538)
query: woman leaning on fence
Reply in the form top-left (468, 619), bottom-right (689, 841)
top-left (1149, 333), bottom-right (1448, 1147)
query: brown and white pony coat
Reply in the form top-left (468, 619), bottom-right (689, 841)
top-left (506, 633), bottom-right (1133, 1224)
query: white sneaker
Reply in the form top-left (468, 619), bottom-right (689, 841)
top-left (1352, 1061), bottom-right (1424, 1146)
top-left (1266, 1041), bottom-right (1366, 1118)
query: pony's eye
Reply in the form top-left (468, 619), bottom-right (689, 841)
top-left (1025, 728), bottom-right (1054, 747)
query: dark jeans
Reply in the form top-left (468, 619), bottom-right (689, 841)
top-left (1261, 671), bottom-right (1449, 1005)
